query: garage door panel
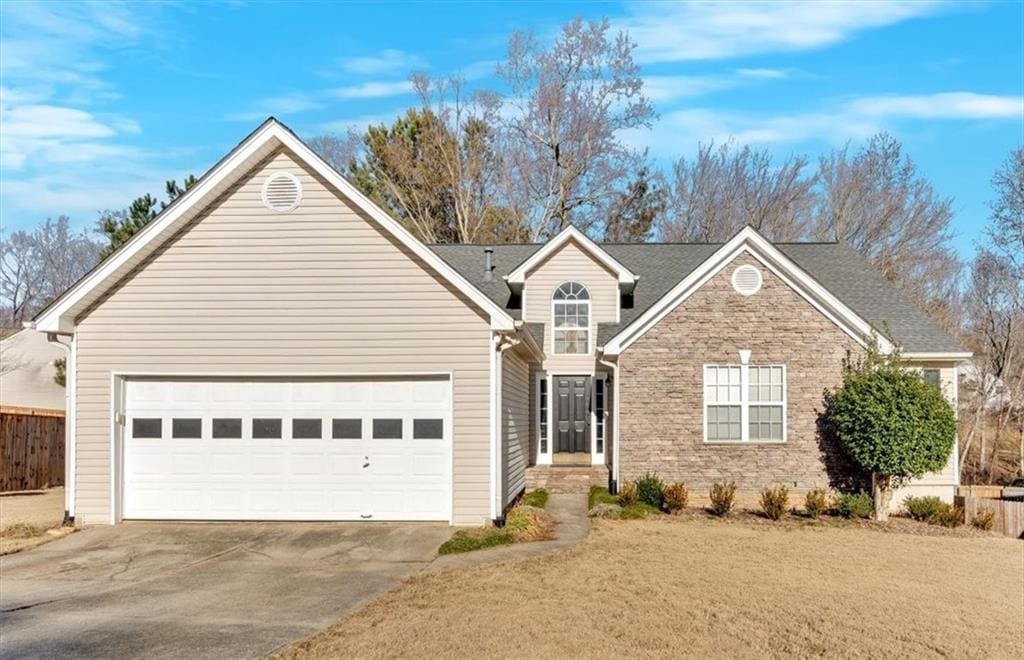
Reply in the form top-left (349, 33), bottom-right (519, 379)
top-left (123, 377), bottom-right (450, 521)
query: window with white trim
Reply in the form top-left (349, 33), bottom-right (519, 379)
top-left (704, 364), bottom-right (786, 442)
top-left (552, 281), bottom-right (590, 354)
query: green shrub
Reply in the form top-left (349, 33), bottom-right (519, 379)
top-left (618, 483), bottom-right (639, 507)
top-left (621, 503), bottom-right (660, 519)
top-left (663, 482), bottom-right (689, 513)
top-left (835, 491), bottom-right (874, 519)
top-left (759, 485), bottom-right (789, 520)
top-left (972, 507), bottom-right (995, 531)
top-left (804, 489), bottom-right (830, 519)
top-left (931, 505), bottom-right (964, 528)
top-left (635, 473), bottom-right (665, 509)
top-left (709, 482), bottom-right (737, 517)
top-left (438, 530), bottom-right (513, 555)
top-left (588, 485), bottom-right (619, 509)
top-left (904, 496), bottom-right (947, 522)
top-left (521, 489), bottom-right (549, 509)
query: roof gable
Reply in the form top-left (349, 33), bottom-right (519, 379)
top-left (505, 226), bottom-right (637, 293)
top-left (31, 119), bottom-right (515, 333)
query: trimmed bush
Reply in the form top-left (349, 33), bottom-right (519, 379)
top-left (663, 482), bottom-right (689, 513)
top-left (635, 473), bottom-right (665, 509)
top-left (709, 482), bottom-right (737, 517)
top-left (618, 483), bottom-right (639, 507)
top-left (759, 485), bottom-right (789, 520)
top-left (835, 491), bottom-right (874, 519)
top-left (521, 489), bottom-right (549, 509)
top-left (972, 507), bottom-right (996, 531)
top-left (804, 489), bottom-right (830, 519)
top-left (931, 505), bottom-right (964, 528)
top-left (904, 496), bottom-right (947, 522)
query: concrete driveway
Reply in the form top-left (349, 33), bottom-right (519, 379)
top-left (0, 522), bottom-right (452, 659)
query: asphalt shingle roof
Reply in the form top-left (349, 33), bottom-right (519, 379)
top-left (428, 242), bottom-right (964, 353)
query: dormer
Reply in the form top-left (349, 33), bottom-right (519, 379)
top-left (504, 226), bottom-right (638, 297)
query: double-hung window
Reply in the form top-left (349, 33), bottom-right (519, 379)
top-left (704, 364), bottom-right (786, 442)
top-left (552, 282), bottom-right (590, 354)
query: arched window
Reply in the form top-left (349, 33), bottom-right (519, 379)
top-left (552, 281), bottom-right (590, 354)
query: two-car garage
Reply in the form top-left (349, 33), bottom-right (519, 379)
top-left (120, 377), bottom-right (452, 522)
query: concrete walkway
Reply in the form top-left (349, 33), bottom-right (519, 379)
top-left (428, 492), bottom-right (590, 572)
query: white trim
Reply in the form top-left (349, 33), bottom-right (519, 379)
top-left (110, 370), bottom-right (457, 525)
top-left (534, 371), bottom-right (552, 465)
top-left (505, 225), bottom-right (637, 290)
top-left (67, 334), bottom-right (77, 518)
top-left (702, 363), bottom-right (788, 444)
top-left (550, 281), bottom-right (592, 356)
top-left (598, 357), bottom-right (620, 487)
top-left (602, 227), bottom-right (894, 355)
top-left (32, 119), bottom-right (515, 334)
top-left (591, 373), bottom-right (608, 465)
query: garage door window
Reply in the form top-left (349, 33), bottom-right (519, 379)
top-left (292, 418), bottom-right (322, 439)
top-left (332, 418), bottom-right (361, 439)
top-left (132, 418), bottom-right (162, 438)
top-left (413, 419), bottom-right (443, 439)
top-left (252, 418), bottom-right (282, 439)
top-left (373, 418), bottom-right (402, 439)
top-left (172, 418), bottom-right (201, 439)
top-left (212, 418), bottom-right (242, 439)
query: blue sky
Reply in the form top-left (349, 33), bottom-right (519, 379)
top-left (1, 1), bottom-right (1021, 258)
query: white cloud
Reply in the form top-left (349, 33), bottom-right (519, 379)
top-left (321, 112), bottom-right (404, 134)
top-left (338, 49), bottom-right (424, 75)
top-left (642, 69), bottom-right (792, 103)
top-left (226, 93), bottom-right (324, 121)
top-left (0, 102), bottom-right (142, 170)
top-left (848, 92), bottom-right (1024, 119)
top-left (621, 1), bottom-right (945, 63)
top-left (627, 92), bottom-right (1024, 157)
top-left (736, 68), bottom-right (788, 80)
top-left (330, 80), bottom-right (415, 100)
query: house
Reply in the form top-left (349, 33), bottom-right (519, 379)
top-left (28, 119), bottom-right (969, 526)
top-left (1, 329), bottom-right (67, 413)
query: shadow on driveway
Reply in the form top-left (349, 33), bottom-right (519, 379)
top-left (0, 522), bottom-right (452, 659)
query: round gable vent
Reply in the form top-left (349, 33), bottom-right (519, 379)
top-left (261, 172), bottom-right (302, 212)
top-left (731, 265), bottom-right (763, 296)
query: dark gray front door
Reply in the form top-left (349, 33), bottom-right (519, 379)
top-left (556, 376), bottom-right (589, 453)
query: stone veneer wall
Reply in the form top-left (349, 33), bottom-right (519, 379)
top-left (618, 252), bottom-right (868, 495)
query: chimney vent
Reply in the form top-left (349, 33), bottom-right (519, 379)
top-left (483, 247), bottom-right (494, 282)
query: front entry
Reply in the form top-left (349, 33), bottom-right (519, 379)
top-left (556, 375), bottom-right (590, 454)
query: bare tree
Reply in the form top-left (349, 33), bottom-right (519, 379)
top-left (307, 132), bottom-right (360, 174)
top-left (497, 17), bottom-right (654, 240)
top-left (988, 146), bottom-right (1024, 273)
top-left (812, 133), bottom-right (962, 324)
top-left (661, 141), bottom-right (816, 242)
top-left (1, 216), bottom-right (101, 328)
top-left (603, 165), bottom-right (667, 242)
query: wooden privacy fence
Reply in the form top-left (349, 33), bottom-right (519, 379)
top-left (956, 496), bottom-right (1024, 539)
top-left (0, 406), bottom-right (65, 492)
top-left (956, 485), bottom-right (1004, 499)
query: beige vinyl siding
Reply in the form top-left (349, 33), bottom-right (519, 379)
top-left (502, 348), bottom-right (531, 506)
top-left (521, 240), bottom-right (618, 374)
top-left (72, 148), bottom-right (493, 525)
top-left (892, 362), bottom-right (959, 506)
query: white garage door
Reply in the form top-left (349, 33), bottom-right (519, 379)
top-left (122, 378), bottom-right (451, 521)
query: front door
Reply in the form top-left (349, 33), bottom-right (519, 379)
top-left (556, 376), bottom-right (589, 453)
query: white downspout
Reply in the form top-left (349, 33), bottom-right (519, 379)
top-left (45, 330), bottom-right (75, 522)
top-left (598, 355), bottom-right (620, 492)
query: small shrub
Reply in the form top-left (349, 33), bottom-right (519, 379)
top-left (708, 482), bottom-right (737, 517)
top-left (759, 485), bottom-right (789, 520)
top-left (972, 507), bottom-right (995, 531)
top-left (634, 473), bottom-right (665, 508)
top-left (521, 489), bottom-right (549, 509)
top-left (663, 482), bottom-right (689, 513)
top-left (621, 503), bottom-right (660, 519)
top-left (438, 530), bottom-right (513, 555)
top-left (930, 505), bottom-right (964, 528)
top-left (904, 496), bottom-right (947, 522)
top-left (589, 486), bottom-right (618, 509)
top-left (835, 491), bottom-right (874, 519)
top-left (618, 483), bottom-right (639, 507)
top-left (804, 489), bottom-right (830, 519)
top-left (588, 503), bottom-right (623, 519)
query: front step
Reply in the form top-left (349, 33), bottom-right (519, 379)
top-left (525, 465), bottom-right (610, 494)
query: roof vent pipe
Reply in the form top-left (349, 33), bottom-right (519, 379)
top-left (483, 247), bottom-right (494, 282)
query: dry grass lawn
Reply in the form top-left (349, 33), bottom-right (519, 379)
top-left (284, 517), bottom-right (1023, 659)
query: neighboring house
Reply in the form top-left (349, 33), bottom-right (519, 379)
top-left (28, 119), bottom-right (969, 526)
top-left (1, 329), bottom-right (66, 413)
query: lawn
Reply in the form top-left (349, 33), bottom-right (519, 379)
top-left (0, 489), bottom-right (73, 555)
top-left (283, 517), bottom-right (1023, 659)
